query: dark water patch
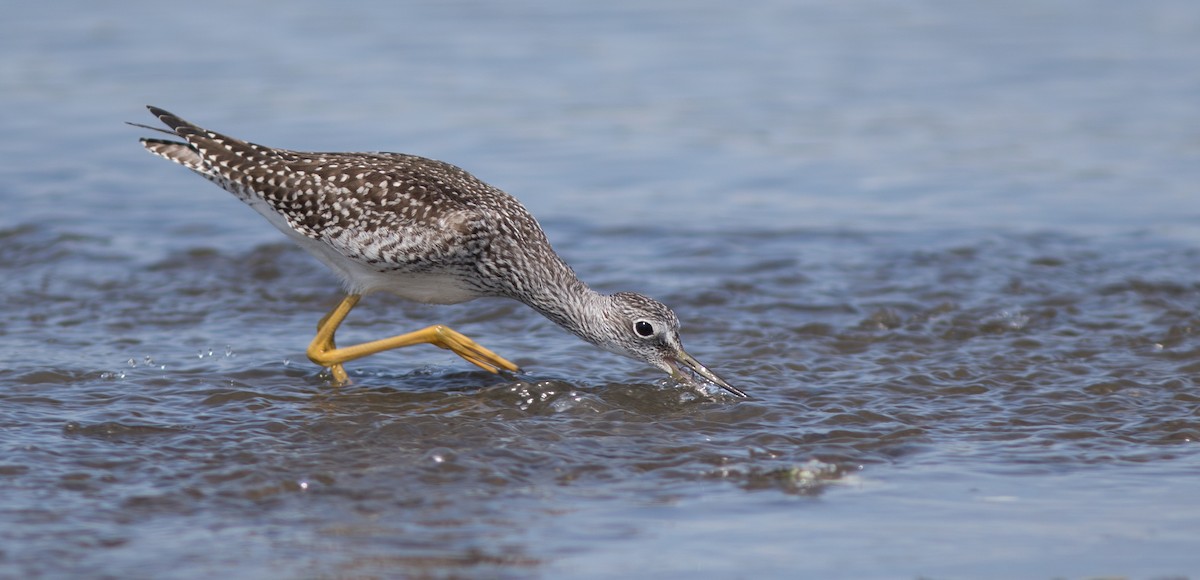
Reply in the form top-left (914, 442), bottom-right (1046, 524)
top-left (0, 223), bottom-right (121, 269)
top-left (62, 420), bottom-right (190, 440)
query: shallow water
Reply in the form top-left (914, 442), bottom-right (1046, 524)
top-left (3, 1), bottom-right (1200, 578)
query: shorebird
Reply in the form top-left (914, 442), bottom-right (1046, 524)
top-left (135, 106), bottom-right (745, 397)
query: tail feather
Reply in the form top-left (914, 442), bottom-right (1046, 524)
top-left (133, 105), bottom-right (276, 180)
top-left (125, 121), bottom-right (175, 136)
top-left (146, 105), bottom-right (203, 138)
top-left (133, 105), bottom-right (212, 174)
top-left (140, 137), bottom-right (207, 173)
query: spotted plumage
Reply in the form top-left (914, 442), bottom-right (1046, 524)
top-left (137, 106), bottom-right (745, 397)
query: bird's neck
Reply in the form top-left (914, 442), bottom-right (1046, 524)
top-left (517, 263), bottom-right (612, 349)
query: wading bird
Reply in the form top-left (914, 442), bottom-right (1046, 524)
top-left (135, 106), bottom-right (744, 397)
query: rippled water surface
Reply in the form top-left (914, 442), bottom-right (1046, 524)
top-left (3, 1), bottom-right (1200, 578)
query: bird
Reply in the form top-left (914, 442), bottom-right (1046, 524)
top-left (134, 106), bottom-right (746, 398)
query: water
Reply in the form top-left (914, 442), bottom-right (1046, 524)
top-left (2, 1), bottom-right (1199, 577)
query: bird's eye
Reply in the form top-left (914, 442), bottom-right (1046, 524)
top-left (634, 320), bottom-right (655, 337)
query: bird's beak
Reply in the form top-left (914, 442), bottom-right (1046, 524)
top-left (667, 349), bottom-right (748, 398)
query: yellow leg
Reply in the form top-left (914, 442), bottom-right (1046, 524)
top-left (309, 295), bottom-right (357, 382)
top-left (305, 294), bottom-right (520, 382)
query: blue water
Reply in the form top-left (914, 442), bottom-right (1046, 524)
top-left (2, 1), bottom-right (1200, 578)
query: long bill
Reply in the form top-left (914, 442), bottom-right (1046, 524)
top-left (667, 350), bottom-right (748, 398)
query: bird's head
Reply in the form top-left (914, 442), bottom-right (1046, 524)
top-left (597, 292), bottom-right (746, 398)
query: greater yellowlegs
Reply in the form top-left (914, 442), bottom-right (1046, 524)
top-left (135, 106), bottom-right (745, 397)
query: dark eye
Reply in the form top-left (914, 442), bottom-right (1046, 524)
top-left (634, 320), bottom-right (655, 337)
